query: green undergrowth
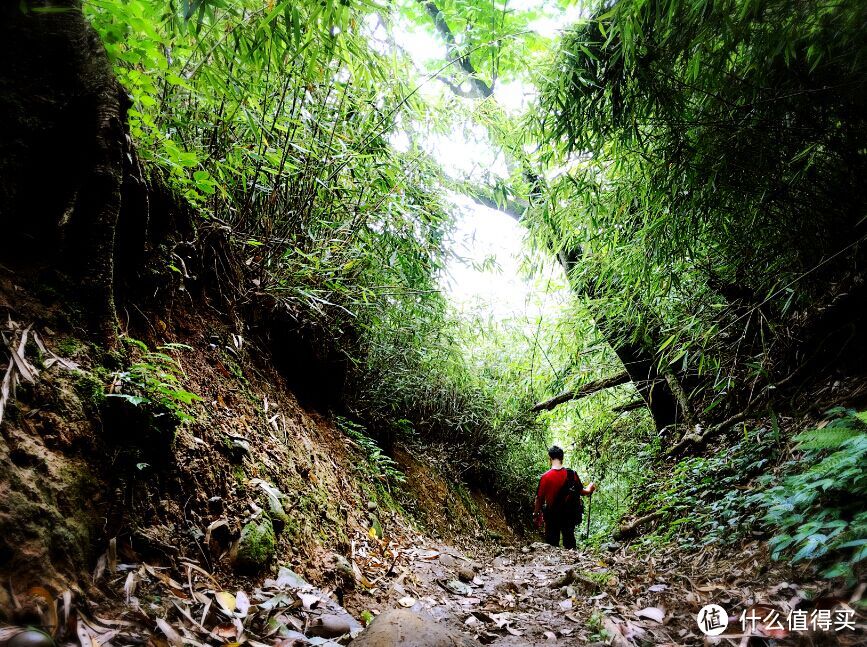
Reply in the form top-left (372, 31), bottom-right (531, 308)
top-left (755, 408), bottom-right (867, 581)
top-left (337, 416), bottom-right (406, 496)
top-left (109, 338), bottom-right (200, 423)
top-left (634, 428), bottom-right (779, 550)
top-left (632, 409), bottom-right (867, 584)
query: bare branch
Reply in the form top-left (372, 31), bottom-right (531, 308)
top-left (531, 371), bottom-right (631, 412)
top-left (435, 75), bottom-right (479, 98)
top-left (419, 0), bottom-right (493, 98)
top-left (464, 191), bottom-right (528, 221)
top-left (612, 399), bottom-right (645, 413)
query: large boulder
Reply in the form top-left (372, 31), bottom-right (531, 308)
top-left (350, 609), bottom-right (475, 647)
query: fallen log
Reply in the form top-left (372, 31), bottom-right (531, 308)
top-left (613, 511), bottom-right (662, 540)
top-left (532, 371), bottom-right (631, 412)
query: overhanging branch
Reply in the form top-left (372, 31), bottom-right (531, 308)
top-left (613, 399), bottom-right (645, 413)
top-left (464, 192), bottom-right (528, 221)
top-left (531, 371), bottom-right (631, 412)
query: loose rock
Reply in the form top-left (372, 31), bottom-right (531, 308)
top-left (308, 613), bottom-right (362, 638)
top-left (457, 566), bottom-right (475, 583)
top-left (350, 609), bottom-right (474, 646)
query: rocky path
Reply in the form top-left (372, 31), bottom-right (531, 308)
top-left (348, 538), bottom-right (866, 646)
top-left (2, 535), bottom-right (864, 646)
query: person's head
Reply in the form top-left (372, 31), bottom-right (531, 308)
top-left (547, 445), bottom-right (564, 465)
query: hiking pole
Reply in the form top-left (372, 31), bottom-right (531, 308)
top-left (585, 493), bottom-right (592, 540)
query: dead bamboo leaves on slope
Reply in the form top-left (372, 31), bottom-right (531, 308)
top-left (0, 318), bottom-right (79, 426)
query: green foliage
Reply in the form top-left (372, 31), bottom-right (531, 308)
top-left (73, 372), bottom-right (107, 413)
top-left (84, 1), bottom-right (530, 497)
top-left (756, 409), bottom-right (867, 580)
top-left (336, 416), bottom-right (405, 491)
top-left (636, 429), bottom-right (779, 549)
top-left (534, 0), bottom-right (867, 406)
top-left (78, 0), bottom-right (867, 547)
top-left (109, 340), bottom-right (200, 423)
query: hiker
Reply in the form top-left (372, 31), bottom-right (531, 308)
top-left (533, 445), bottom-right (596, 549)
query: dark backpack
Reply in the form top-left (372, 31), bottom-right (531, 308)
top-left (553, 469), bottom-right (584, 526)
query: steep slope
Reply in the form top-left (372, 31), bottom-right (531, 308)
top-left (0, 264), bottom-right (512, 616)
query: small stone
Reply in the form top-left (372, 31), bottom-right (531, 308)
top-left (308, 613), bottom-right (361, 638)
top-left (457, 566), bottom-right (475, 583)
top-left (8, 630), bottom-right (55, 647)
top-left (438, 553), bottom-right (456, 567)
top-left (232, 516), bottom-right (276, 573)
top-left (366, 500), bottom-right (378, 511)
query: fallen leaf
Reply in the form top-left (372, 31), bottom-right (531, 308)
top-left (274, 568), bottom-right (307, 589)
top-left (440, 579), bottom-right (473, 596)
top-left (235, 590), bottom-right (250, 616)
top-left (155, 618), bottom-right (183, 646)
top-left (299, 592), bottom-right (321, 610)
top-left (602, 618), bottom-right (631, 647)
top-left (213, 623), bottom-right (237, 639)
top-left (123, 572), bottom-right (138, 602)
top-left (77, 619), bottom-right (96, 647)
top-left (635, 606), bottom-right (665, 623)
top-left (215, 591), bottom-right (236, 614)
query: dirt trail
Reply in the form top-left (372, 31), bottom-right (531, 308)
top-left (346, 537), bottom-right (866, 646)
top-left (4, 530), bottom-right (865, 646)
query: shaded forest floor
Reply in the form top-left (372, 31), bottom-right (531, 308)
top-left (15, 523), bottom-right (867, 646)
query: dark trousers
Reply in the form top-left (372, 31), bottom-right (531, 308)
top-left (544, 509), bottom-right (577, 549)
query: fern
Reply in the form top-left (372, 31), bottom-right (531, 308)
top-left (756, 409), bottom-right (867, 580)
top-left (793, 425), bottom-right (862, 450)
top-left (336, 416), bottom-right (406, 490)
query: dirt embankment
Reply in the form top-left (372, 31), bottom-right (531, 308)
top-left (0, 263), bottom-right (513, 620)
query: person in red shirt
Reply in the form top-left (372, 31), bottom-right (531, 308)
top-left (533, 445), bottom-right (596, 548)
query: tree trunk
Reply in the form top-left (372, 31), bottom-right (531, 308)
top-left (558, 248), bottom-right (681, 430)
top-left (0, 0), bottom-right (133, 345)
top-left (607, 333), bottom-right (679, 430)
